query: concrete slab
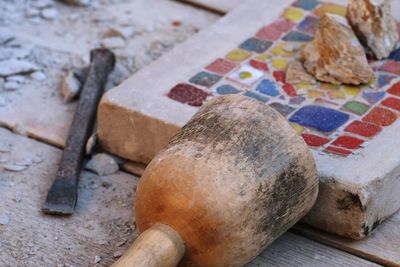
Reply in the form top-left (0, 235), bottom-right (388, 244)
top-left (0, 127), bottom-right (380, 266)
top-left (0, 0), bottom-right (219, 147)
top-left (98, 0), bottom-right (400, 239)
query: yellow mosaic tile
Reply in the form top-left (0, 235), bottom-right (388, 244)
top-left (272, 58), bottom-right (288, 70)
top-left (314, 4), bottom-right (346, 17)
top-left (225, 49), bottom-right (252, 62)
top-left (270, 42), bottom-right (296, 57)
top-left (291, 123), bottom-right (304, 134)
top-left (320, 82), bottom-right (340, 91)
top-left (295, 83), bottom-right (313, 89)
top-left (343, 85), bottom-right (361, 97)
top-left (256, 53), bottom-right (272, 60)
top-left (328, 90), bottom-right (346, 99)
top-left (284, 7), bottom-right (305, 22)
top-left (307, 89), bottom-right (324, 98)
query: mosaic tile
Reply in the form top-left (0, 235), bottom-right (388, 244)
top-left (295, 83), bottom-right (313, 89)
top-left (189, 71), bottom-right (222, 88)
top-left (225, 49), bottom-right (252, 62)
top-left (256, 53), bottom-right (272, 60)
top-left (320, 82), bottom-right (340, 91)
top-left (205, 58), bottom-right (238, 75)
top-left (283, 31), bottom-right (313, 42)
top-left (249, 59), bottom-right (269, 72)
top-left (302, 133), bottom-right (330, 147)
top-left (328, 90), bottom-right (346, 99)
top-left (332, 135), bottom-right (364, 150)
top-left (345, 120), bottom-right (381, 138)
top-left (388, 47), bottom-right (400, 62)
top-left (379, 61), bottom-right (400, 75)
top-left (270, 42), bottom-right (296, 56)
top-left (343, 101), bottom-right (370, 115)
top-left (243, 91), bottom-right (269, 103)
top-left (363, 107), bottom-right (397, 126)
top-left (282, 84), bottom-right (297, 97)
top-left (273, 71), bottom-right (286, 83)
top-left (377, 74), bottom-right (397, 88)
top-left (362, 91), bottom-right (385, 105)
top-left (167, 83), bottom-right (211, 107)
top-left (216, 84), bottom-right (241, 95)
top-left (343, 85), bottom-right (361, 97)
top-left (388, 81), bottom-right (400, 97)
top-left (239, 38), bottom-right (272, 53)
top-left (270, 102), bottom-right (296, 117)
top-left (324, 146), bottom-right (352, 156)
top-left (314, 3), bottom-right (346, 17)
top-left (297, 16), bottom-right (320, 35)
top-left (290, 96), bottom-right (306, 105)
top-left (227, 65), bottom-right (264, 86)
top-left (272, 58), bottom-right (289, 70)
top-left (293, 0), bottom-right (320, 11)
top-left (382, 97), bottom-right (400, 111)
top-left (256, 79), bottom-right (280, 96)
top-left (256, 19), bottom-right (295, 41)
top-left (284, 7), bottom-right (305, 22)
top-left (291, 123), bottom-right (304, 134)
top-left (307, 89), bottom-right (324, 98)
top-left (289, 105), bottom-right (350, 132)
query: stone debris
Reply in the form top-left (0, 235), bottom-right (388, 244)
top-left (59, 0), bottom-right (92, 6)
top-left (0, 59), bottom-right (40, 77)
top-left (12, 123), bottom-right (28, 136)
top-left (85, 153), bottom-right (119, 176)
top-left (347, 0), bottom-right (399, 59)
top-left (7, 75), bottom-right (25, 84)
top-left (62, 69), bottom-right (83, 102)
top-left (85, 133), bottom-right (98, 155)
top-left (32, 0), bottom-right (54, 9)
top-left (104, 26), bottom-right (135, 40)
top-left (113, 250), bottom-right (124, 258)
top-left (26, 8), bottom-right (40, 18)
top-left (101, 37), bottom-right (126, 49)
top-left (94, 255), bottom-right (102, 263)
top-left (30, 71), bottom-right (47, 81)
top-left (3, 81), bottom-right (21, 91)
top-left (40, 8), bottom-right (59, 20)
top-left (0, 214), bottom-right (10, 225)
top-left (3, 164), bottom-right (28, 172)
top-left (286, 60), bottom-right (316, 84)
top-left (302, 13), bottom-right (376, 85)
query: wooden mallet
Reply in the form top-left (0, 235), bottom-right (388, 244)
top-left (114, 95), bottom-right (319, 267)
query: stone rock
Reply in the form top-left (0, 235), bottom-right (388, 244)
top-left (0, 59), bottom-right (39, 77)
top-left (61, 69), bottom-right (82, 102)
top-left (7, 75), bottom-right (25, 84)
top-left (59, 0), bottom-right (91, 6)
top-left (4, 81), bottom-right (20, 91)
top-left (3, 164), bottom-right (28, 172)
top-left (32, 0), bottom-right (53, 9)
top-left (85, 153), bottom-right (119, 176)
top-left (286, 60), bottom-right (316, 84)
top-left (104, 26), bottom-right (134, 40)
top-left (302, 14), bottom-right (376, 85)
top-left (101, 37), bottom-right (126, 49)
top-left (40, 8), bottom-right (59, 20)
top-left (85, 133), bottom-right (97, 155)
top-left (30, 71), bottom-right (47, 81)
top-left (347, 0), bottom-right (399, 60)
top-left (26, 8), bottom-right (40, 18)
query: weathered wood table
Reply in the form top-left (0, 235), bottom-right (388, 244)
top-left (0, 0), bottom-right (399, 266)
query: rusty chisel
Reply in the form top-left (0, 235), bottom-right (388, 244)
top-left (42, 48), bottom-right (116, 215)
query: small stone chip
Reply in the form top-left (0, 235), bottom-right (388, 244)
top-left (85, 153), bottom-right (119, 176)
top-left (94, 255), bottom-right (102, 263)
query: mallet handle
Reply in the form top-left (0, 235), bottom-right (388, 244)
top-left (113, 224), bottom-right (185, 267)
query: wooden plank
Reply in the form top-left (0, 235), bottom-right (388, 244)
top-left (0, 127), bottom-right (380, 266)
top-left (98, 0), bottom-right (400, 240)
top-left (292, 212), bottom-right (400, 267)
top-left (179, 0), bottom-right (240, 14)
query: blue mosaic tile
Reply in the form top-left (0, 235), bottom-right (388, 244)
top-left (282, 31), bottom-right (313, 42)
top-left (293, 0), bottom-right (320, 10)
top-left (389, 47), bottom-right (400, 61)
top-left (216, 84), bottom-right (241, 95)
top-left (289, 105), bottom-right (350, 132)
top-left (297, 16), bottom-right (319, 35)
top-left (244, 91), bottom-right (269, 103)
top-left (377, 74), bottom-right (397, 88)
top-left (255, 79), bottom-right (280, 96)
top-left (269, 103), bottom-right (295, 117)
top-left (362, 91), bottom-right (385, 105)
top-left (289, 96), bottom-right (306, 105)
top-left (239, 38), bottom-right (273, 53)
top-left (189, 71), bottom-right (222, 88)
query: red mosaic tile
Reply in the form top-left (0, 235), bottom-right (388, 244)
top-left (273, 71), bottom-right (286, 83)
top-left (249, 59), bottom-right (269, 72)
top-left (388, 81), bottom-right (400, 97)
top-left (324, 146), bottom-right (352, 157)
top-left (379, 60), bottom-right (400, 75)
top-left (256, 19), bottom-right (295, 41)
top-left (205, 58), bottom-right (238, 75)
top-left (167, 83), bottom-right (211, 107)
top-left (344, 120), bottom-right (381, 138)
top-left (363, 107), bottom-right (397, 126)
top-left (332, 135), bottom-right (364, 150)
top-left (302, 133), bottom-right (330, 147)
top-left (282, 84), bottom-right (297, 97)
top-left (382, 97), bottom-right (400, 111)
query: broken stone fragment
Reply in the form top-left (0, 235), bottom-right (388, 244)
top-left (61, 67), bottom-right (87, 102)
top-left (0, 59), bottom-right (39, 77)
top-left (85, 153), bottom-right (119, 176)
top-left (286, 60), bottom-right (316, 84)
top-left (302, 13), bottom-right (376, 85)
top-left (347, 0), bottom-right (399, 60)
top-left (58, 0), bottom-right (91, 6)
